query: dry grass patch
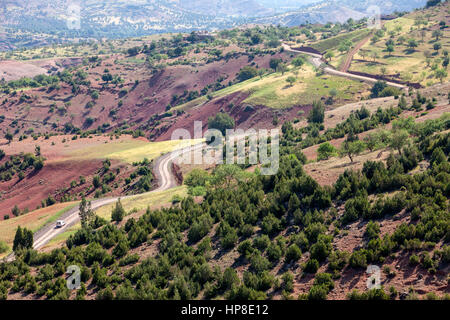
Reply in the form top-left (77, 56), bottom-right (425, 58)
top-left (69, 138), bottom-right (202, 164)
top-left (0, 202), bottom-right (78, 257)
top-left (304, 149), bottom-right (391, 186)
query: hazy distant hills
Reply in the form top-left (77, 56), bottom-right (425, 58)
top-left (0, 0), bottom-right (431, 50)
top-left (172, 0), bottom-right (273, 17)
top-left (254, 0), bottom-right (429, 26)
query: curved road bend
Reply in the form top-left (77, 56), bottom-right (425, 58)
top-left (4, 142), bottom-right (205, 261)
top-left (282, 44), bottom-right (408, 91)
top-left (23, 44), bottom-right (408, 258)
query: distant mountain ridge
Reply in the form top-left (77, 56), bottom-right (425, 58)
top-left (254, 0), bottom-right (429, 26)
top-left (0, 0), bottom-right (431, 50)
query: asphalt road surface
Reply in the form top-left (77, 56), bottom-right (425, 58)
top-left (4, 142), bottom-right (205, 262)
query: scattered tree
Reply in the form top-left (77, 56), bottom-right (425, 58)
top-left (407, 39), bottom-right (418, 52)
top-left (286, 76), bottom-right (297, 87)
top-left (435, 68), bottom-right (448, 83)
top-left (11, 205), bottom-right (20, 217)
top-left (370, 81), bottom-right (388, 98)
top-left (324, 51), bottom-right (334, 61)
top-left (340, 140), bottom-right (366, 163)
top-left (5, 132), bottom-right (13, 144)
top-left (269, 58), bottom-right (282, 71)
top-left (237, 66), bottom-right (258, 82)
top-left (307, 101), bottom-right (325, 124)
top-left (111, 199), bottom-right (126, 223)
top-left (79, 197), bottom-right (95, 229)
top-left (291, 56), bottom-right (305, 67)
top-left (389, 129), bottom-right (409, 155)
top-left (13, 226), bottom-right (33, 252)
top-left (317, 142), bottom-right (337, 160)
top-left (208, 113), bottom-right (235, 136)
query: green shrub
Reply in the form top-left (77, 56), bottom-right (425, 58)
top-left (310, 240), bottom-right (330, 262)
top-left (365, 221), bottom-right (380, 240)
top-left (347, 288), bottom-right (389, 300)
top-left (96, 286), bottom-right (114, 300)
top-left (307, 284), bottom-right (328, 300)
top-left (307, 101), bottom-right (325, 124)
top-left (285, 244), bottom-right (302, 263)
top-left (304, 258), bottom-right (319, 273)
top-left (237, 66), bottom-right (258, 82)
top-left (328, 250), bottom-right (349, 271)
top-left (238, 240), bottom-right (254, 258)
top-left (282, 272), bottom-right (294, 293)
top-left (250, 254), bottom-right (271, 274)
top-left (349, 250), bottom-right (367, 269)
top-left (267, 242), bottom-right (283, 262)
top-left (313, 273), bottom-right (334, 292)
top-left (119, 253), bottom-right (140, 266)
top-left (111, 199), bottom-right (126, 222)
top-left (207, 113), bottom-right (235, 136)
top-left (0, 241), bottom-right (9, 254)
top-left (253, 235), bottom-right (270, 251)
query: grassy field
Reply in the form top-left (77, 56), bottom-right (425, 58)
top-left (68, 138), bottom-right (202, 164)
top-left (0, 202), bottom-right (78, 258)
top-left (243, 66), bottom-right (367, 107)
top-left (350, 5), bottom-right (450, 86)
top-left (94, 185), bottom-right (187, 220)
top-left (175, 63), bottom-right (368, 110)
top-left (328, 53), bottom-right (348, 70)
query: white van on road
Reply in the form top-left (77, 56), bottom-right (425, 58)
top-left (56, 220), bottom-right (66, 228)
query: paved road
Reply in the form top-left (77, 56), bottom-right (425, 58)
top-left (4, 142), bottom-right (205, 262)
top-left (282, 43), bottom-right (408, 91)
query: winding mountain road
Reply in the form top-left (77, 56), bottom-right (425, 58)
top-left (4, 44), bottom-right (407, 261)
top-left (4, 142), bottom-right (205, 261)
top-left (282, 43), bottom-right (408, 91)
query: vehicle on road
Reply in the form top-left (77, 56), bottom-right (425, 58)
top-left (55, 220), bottom-right (66, 228)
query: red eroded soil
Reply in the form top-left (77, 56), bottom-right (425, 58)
top-left (156, 91), bottom-right (313, 141)
top-left (292, 252), bottom-right (449, 300)
top-left (0, 60), bottom-right (47, 81)
top-left (0, 134), bottom-right (144, 219)
top-left (0, 57), bottom-right (82, 81)
top-left (0, 50), bottom-right (292, 140)
top-left (0, 159), bottom-right (101, 218)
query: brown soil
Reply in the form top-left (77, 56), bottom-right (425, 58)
top-left (156, 90), bottom-right (312, 142)
top-left (0, 57), bottom-right (81, 81)
top-left (0, 134), bottom-right (141, 219)
top-left (340, 35), bottom-right (371, 72)
top-left (0, 50), bottom-right (292, 141)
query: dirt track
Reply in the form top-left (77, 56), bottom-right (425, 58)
top-left (340, 35), bottom-right (371, 72)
